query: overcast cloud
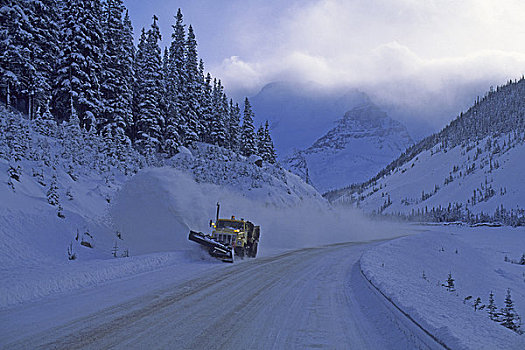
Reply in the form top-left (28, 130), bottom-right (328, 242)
top-left (125, 0), bottom-right (525, 132)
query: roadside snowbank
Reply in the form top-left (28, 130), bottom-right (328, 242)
top-left (361, 226), bottom-right (525, 349)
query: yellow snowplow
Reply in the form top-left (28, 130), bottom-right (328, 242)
top-left (189, 203), bottom-right (260, 263)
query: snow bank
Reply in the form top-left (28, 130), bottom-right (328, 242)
top-left (361, 227), bottom-right (525, 349)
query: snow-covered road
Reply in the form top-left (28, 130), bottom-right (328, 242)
top-left (2, 242), bottom-right (441, 349)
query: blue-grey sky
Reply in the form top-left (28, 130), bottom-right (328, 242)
top-left (124, 0), bottom-right (525, 130)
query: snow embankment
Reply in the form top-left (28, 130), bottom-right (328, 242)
top-left (361, 227), bottom-right (525, 349)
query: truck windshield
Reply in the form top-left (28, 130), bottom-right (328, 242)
top-left (216, 220), bottom-right (244, 230)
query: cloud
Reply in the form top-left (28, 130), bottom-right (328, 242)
top-left (207, 0), bottom-right (525, 130)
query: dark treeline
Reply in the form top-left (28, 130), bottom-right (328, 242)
top-left (374, 204), bottom-right (525, 227)
top-left (0, 0), bottom-right (276, 163)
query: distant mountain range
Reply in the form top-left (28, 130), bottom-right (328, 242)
top-left (325, 77), bottom-right (525, 224)
top-left (284, 101), bottom-right (413, 193)
top-left (250, 81), bottom-right (371, 157)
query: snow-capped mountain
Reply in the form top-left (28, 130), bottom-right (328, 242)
top-left (250, 81), bottom-right (371, 157)
top-left (325, 77), bottom-right (525, 224)
top-left (284, 101), bottom-right (413, 193)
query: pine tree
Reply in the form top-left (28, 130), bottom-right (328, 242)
top-left (210, 79), bottom-right (227, 147)
top-left (122, 10), bottom-right (135, 141)
top-left (164, 8), bottom-right (185, 151)
top-left (501, 288), bottom-right (521, 333)
top-left (53, 0), bottom-right (104, 130)
top-left (181, 24), bottom-right (200, 146)
top-left (47, 173), bottom-right (59, 206)
top-left (227, 99), bottom-right (241, 152)
top-left (487, 291), bottom-right (498, 321)
top-left (241, 97), bottom-right (257, 156)
top-left (200, 72), bottom-right (214, 143)
top-left (131, 28), bottom-right (147, 143)
top-left (100, 0), bottom-right (132, 145)
top-left (256, 124), bottom-right (265, 158)
top-left (263, 120), bottom-right (277, 163)
top-left (135, 16), bottom-right (164, 155)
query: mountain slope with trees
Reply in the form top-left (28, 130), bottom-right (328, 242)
top-left (325, 77), bottom-right (525, 225)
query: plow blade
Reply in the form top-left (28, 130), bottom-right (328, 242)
top-left (188, 230), bottom-right (234, 263)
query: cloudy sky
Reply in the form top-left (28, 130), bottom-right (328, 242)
top-left (124, 0), bottom-right (525, 134)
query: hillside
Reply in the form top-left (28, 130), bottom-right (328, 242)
top-left (284, 101), bottom-right (413, 193)
top-left (325, 77), bottom-right (525, 225)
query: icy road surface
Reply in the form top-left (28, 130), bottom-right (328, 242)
top-left (2, 242), bottom-right (440, 349)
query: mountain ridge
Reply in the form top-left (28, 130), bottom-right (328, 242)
top-left (284, 101), bottom-right (413, 193)
top-left (325, 77), bottom-right (525, 225)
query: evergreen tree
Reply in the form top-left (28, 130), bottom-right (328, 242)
top-left (227, 99), bottom-right (241, 152)
top-left (181, 25), bottom-right (200, 146)
top-left (100, 0), bottom-right (132, 145)
top-left (263, 120), bottom-right (276, 163)
top-left (122, 10), bottom-right (135, 140)
top-left (0, 0), bottom-right (59, 117)
top-left (0, 1), bottom-right (31, 110)
top-left (135, 16), bottom-right (164, 155)
top-left (53, 0), bottom-right (104, 130)
top-left (163, 8), bottom-right (185, 153)
top-left (501, 289), bottom-right (521, 333)
top-left (131, 28), bottom-right (147, 143)
top-left (256, 124), bottom-right (265, 157)
top-left (241, 97), bottom-right (257, 156)
top-left (200, 72), bottom-right (214, 143)
top-left (487, 291), bottom-right (498, 321)
top-left (210, 79), bottom-right (227, 147)
top-left (47, 173), bottom-right (59, 206)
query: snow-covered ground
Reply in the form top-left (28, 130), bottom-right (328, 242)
top-left (361, 225), bottom-right (525, 349)
top-left (2, 241), bottom-right (442, 349)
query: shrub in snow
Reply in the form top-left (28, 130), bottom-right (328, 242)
top-left (46, 174), bottom-right (59, 206)
top-left (112, 241), bottom-right (119, 258)
top-left (473, 297), bottom-right (482, 311)
top-left (67, 242), bottom-right (76, 260)
top-left (8, 163), bottom-right (21, 182)
top-left (442, 273), bottom-right (456, 292)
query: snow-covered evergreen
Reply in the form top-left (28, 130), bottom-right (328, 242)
top-left (241, 97), bottom-right (257, 157)
top-left (0, 4), bottom-right (275, 164)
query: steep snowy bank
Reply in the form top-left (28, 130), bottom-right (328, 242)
top-left (361, 227), bottom-right (525, 349)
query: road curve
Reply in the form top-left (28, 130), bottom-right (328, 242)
top-left (4, 242), bottom-right (440, 349)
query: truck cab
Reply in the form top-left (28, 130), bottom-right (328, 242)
top-left (211, 217), bottom-right (259, 258)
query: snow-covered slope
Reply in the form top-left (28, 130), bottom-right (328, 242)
top-left (284, 101), bottom-right (413, 193)
top-left (361, 226), bottom-right (525, 349)
top-left (326, 78), bottom-right (525, 224)
top-left (250, 81), bottom-right (371, 157)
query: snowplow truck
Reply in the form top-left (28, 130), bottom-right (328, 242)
top-left (188, 203), bottom-right (260, 263)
